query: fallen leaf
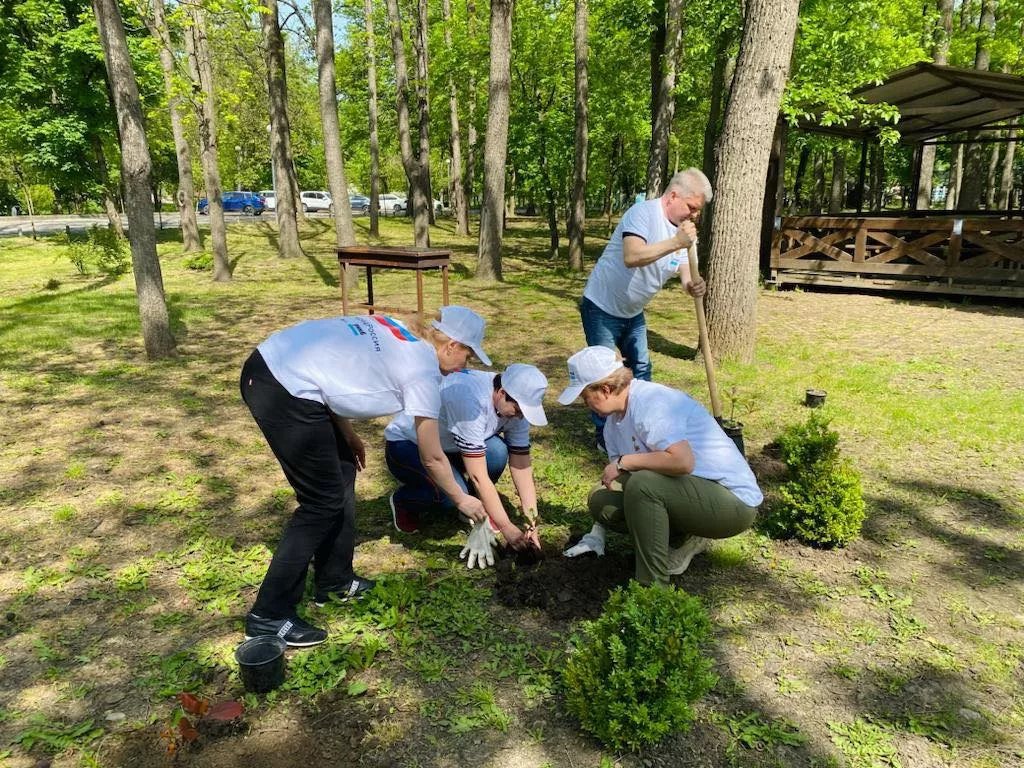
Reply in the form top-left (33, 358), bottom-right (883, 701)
top-left (347, 681), bottom-right (368, 697)
top-left (177, 692), bottom-right (208, 716)
top-left (206, 700), bottom-right (245, 721)
top-left (177, 717), bottom-right (199, 743)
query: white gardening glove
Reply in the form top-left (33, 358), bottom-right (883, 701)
top-left (563, 524), bottom-right (606, 558)
top-left (459, 522), bottom-right (497, 569)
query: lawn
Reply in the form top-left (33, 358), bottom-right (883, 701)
top-left (1, 216), bottom-right (1022, 768)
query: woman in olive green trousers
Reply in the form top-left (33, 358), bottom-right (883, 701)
top-left (558, 346), bottom-right (763, 586)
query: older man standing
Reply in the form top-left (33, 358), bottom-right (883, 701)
top-left (579, 167), bottom-right (712, 449)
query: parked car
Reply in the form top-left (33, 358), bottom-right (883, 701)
top-left (348, 194), bottom-right (370, 214)
top-left (378, 193), bottom-right (407, 214)
top-left (300, 190), bottom-right (333, 212)
top-left (393, 196), bottom-right (446, 216)
top-left (197, 191), bottom-right (265, 215)
top-left (259, 190), bottom-right (276, 211)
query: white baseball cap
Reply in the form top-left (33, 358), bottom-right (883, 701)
top-left (432, 306), bottom-right (491, 366)
top-left (501, 364), bottom-right (548, 426)
top-left (557, 346), bottom-right (624, 405)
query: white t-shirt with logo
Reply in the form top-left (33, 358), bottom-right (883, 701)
top-left (384, 369), bottom-right (531, 455)
top-left (583, 198), bottom-right (688, 319)
top-left (604, 380), bottom-right (763, 507)
top-left (258, 315), bottom-right (441, 420)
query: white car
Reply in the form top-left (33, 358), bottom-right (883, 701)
top-left (300, 190), bottom-right (333, 213)
top-left (259, 190), bottom-right (276, 211)
top-left (378, 193), bottom-right (407, 213)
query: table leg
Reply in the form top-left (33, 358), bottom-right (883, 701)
top-left (441, 265), bottom-right (449, 306)
top-left (340, 262), bottom-right (349, 315)
top-left (366, 266), bottom-right (374, 314)
top-left (416, 270), bottom-right (425, 318)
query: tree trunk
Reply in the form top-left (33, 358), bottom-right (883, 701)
top-left (414, 0), bottom-right (434, 226)
top-left (443, 0), bottom-right (469, 236)
top-left (706, 0), bottom-right (800, 363)
top-left (465, 0), bottom-right (479, 212)
top-left (185, 6), bottom-right (230, 280)
top-left (312, 0), bottom-right (357, 262)
top-left (985, 139), bottom-right (1001, 208)
top-left (384, 0), bottom-right (431, 246)
top-left (829, 146), bottom-right (845, 213)
top-left (646, 0), bottom-right (684, 198)
top-left (810, 150), bottom-right (825, 214)
top-left (92, 0), bottom-right (175, 359)
top-left (998, 124), bottom-right (1017, 209)
top-left (92, 136), bottom-right (125, 238)
top-left (262, 0), bottom-right (304, 257)
top-left (149, 0), bottom-right (201, 252)
top-left (476, 0), bottom-right (513, 281)
top-left (945, 142), bottom-right (963, 209)
top-left (792, 145), bottom-right (810, 211)
top-left (567, 0), bottom-right (588, 271)
top-left (916, 0), bottom-right (953, 208)
top-left (365, 0), bottom-right (381, 236)
top-left (959, 0), bottom-right (996, 210)
top-left (702, 46), bottom-right (731, 189)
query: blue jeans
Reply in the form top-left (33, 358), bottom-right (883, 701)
top-left (384, 435), bottom-right (509, 513)
top-left (579, 297), bottom-right (652, 437)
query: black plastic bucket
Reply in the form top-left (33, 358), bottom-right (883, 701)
top-left (718, 419), bottom-right (745, 456)
top-left (235, 636), bottom-right (287, 694)
top-left (805, 389), bottom-right (827, 408)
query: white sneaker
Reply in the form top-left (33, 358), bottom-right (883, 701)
top-left (667, 536), bottom-right (712, 575)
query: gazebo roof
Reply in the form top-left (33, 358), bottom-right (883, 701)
top-left (799, 62), bottom-right (1024, 143)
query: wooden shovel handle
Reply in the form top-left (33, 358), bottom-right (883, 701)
top-left (684, 241), bottom-right (723, 419)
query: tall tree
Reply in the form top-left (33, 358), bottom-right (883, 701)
top-left (262, 0), bottom-right (304, 258)
top-left (998, 121), bottom-right (1017, 209)
top-left (705, 0), bottom-right (800, 363)
top-left (443, 0), bottom-right (470, 236)
top-left (945, 142), bottom-right (963, 209)
top-left (91, 0), bottom-right (176, 358)
top-left (567, 0), bottom-right (589, 271)
top-left (311, 0), bottom-right (357, 255)
top-left (147, 0), bottom-right (201, 252)
top-left (91, 134), bottom-right (125, 237)
top-left (384, 0), bottom-right (431, 245)
top-left (465, 0), bottom-right (480, 211)
top-left (646, 0), bottom-right (683, 197)
top-left (364, 0), bottom-right (381, 236)
top-left (184, 4), bottom-right (230, 280)
top-left (959, 0), bottom-right (997, 210)
top-left (915, 0), bottom-right (953, 209)
top-left (829, 146), bottom-right (845, 213)
top-left (476, 0), bottom-right (513, 280)
top-left (413, 0), bottom-right (434, 224)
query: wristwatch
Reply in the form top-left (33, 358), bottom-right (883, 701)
top-left (615, 457), bottom-right (627, 473)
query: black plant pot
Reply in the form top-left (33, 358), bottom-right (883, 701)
top-left (805, 389), bottom-right (827, 408)
top-left (718, 419), bottom-right (745, 456)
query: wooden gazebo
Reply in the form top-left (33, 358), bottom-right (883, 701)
top-left (766, 63), bottom-right (1024, 298)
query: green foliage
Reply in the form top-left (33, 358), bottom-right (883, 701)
top-left (562, 582), bottom-right (717, 752)
top-left (183, 252), bottom-right (213, 271)
top-left (759, 413), bottom-right (865, 548)
top-left (62, 226), bottom-right (130, 277)
top-left (13, 715), bottom-right (103, 754)
top-left (827, 717), bottom-right (902, 768)
top-left (714, 710), bottom-right (807, 764)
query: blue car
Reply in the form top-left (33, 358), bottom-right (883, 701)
top-left (197, 191), bottom-right (266, 215)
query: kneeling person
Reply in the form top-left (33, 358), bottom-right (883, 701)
top-left (558, 346), bottom-right (762, 586)
top-left (385, 364), bottom-right (548, 551)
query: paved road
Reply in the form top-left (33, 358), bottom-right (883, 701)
top-left (0, 210), bottom-right (372, 238)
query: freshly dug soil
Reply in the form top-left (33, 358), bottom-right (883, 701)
top-left (493, 542), bottom-right (633, 621)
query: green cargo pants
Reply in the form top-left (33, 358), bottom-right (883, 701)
top-left (588, 470), bottom-right (756, 587)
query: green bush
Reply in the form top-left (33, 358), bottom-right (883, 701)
top-left (562, 582), bottom-right (717, 752)
top-left (183, 251), bottom-right (213, 271)
top-left (758, 413), bottom-right (866, 548)
top-left (62, 226), bottom-right (130, 276)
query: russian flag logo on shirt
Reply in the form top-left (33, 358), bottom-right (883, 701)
top-left (373, 315), bottom-right (418, 342)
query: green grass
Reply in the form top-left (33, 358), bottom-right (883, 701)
top-left (1, 218), bottom-right (1022, 766)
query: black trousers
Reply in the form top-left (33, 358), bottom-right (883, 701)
top-left (240, 349), bottom-right (357, 619)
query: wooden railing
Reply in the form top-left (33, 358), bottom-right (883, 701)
top-left (770, 216), bottom-right (1024, 297)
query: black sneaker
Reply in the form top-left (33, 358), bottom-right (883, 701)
top-left (314, 576), bottom-right (376, 607)
top-left (244, 613), bottom-right (327, 647)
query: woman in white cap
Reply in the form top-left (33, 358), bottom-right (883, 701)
top-left (558, 346), bottom-right (762, 586)
top-left (384, 363), bottom-right (548, 557)
top-left (240, 306), bottom-right (491, 646)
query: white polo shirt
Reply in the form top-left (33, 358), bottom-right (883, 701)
top-left (604, 380), bottom-right (763, 508)
top-left (258, 315), bottom-right (441, 420)
top-left (582, 198), bottom-right (688, 319)
top-left (384, 369), bottom-right (531, 455)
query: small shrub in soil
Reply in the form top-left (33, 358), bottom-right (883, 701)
top-left (758, 412), bottom-right (866, 548)
top-left (183, 252), bottom-right (214, 271)
top-left (562, 581), bottom-right (717, 752)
